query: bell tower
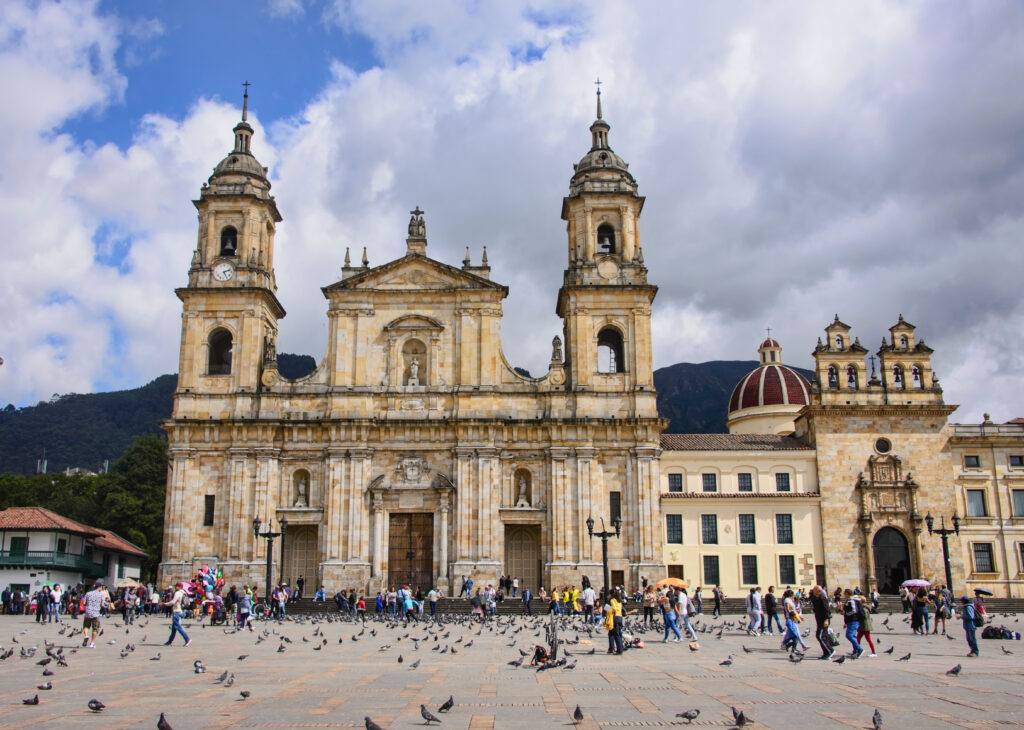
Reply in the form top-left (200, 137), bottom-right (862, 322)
top-left (556, 85), bottom-right (657, 415)
top-left (174, 84), bottom-right (285, 407)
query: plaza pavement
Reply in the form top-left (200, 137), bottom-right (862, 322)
top-left (0, 609), bottom-right (1021, 729)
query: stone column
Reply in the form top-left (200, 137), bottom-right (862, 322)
top-left (862, 521), bottom-right (877, 592)
top-left (371, 492), bottom-right (384, 578)
top-left (439, 495), bottom-right (450, 584)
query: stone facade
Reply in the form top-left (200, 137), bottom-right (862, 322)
top-left (159, 92), bottom-right (666, 595)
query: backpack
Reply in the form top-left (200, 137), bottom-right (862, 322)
top-left (180, 592), bottom-right (192, 609)
top-left (857, 598), bottom-right (871, 623)
top-left (973, 604), bottom-right (985, 627)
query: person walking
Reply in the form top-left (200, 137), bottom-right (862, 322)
top-left (840, 589), bottom-right (863, 658)
top-left (932, 589), bottom-right (949, 635)
top-left (856, 595), bottom-right (877, 657)
top-left (780, 589), bottom-right (809, 652)
top-left (161, 582), bottom-right (192, 647)
top-left (522, 586), bottom-right (532, 615)
top-left (661, 590), bottom-right (681, 642)
top-left (642, 586), bottom-right (657, 624)
top-left (959, 596), bottom-right (980, 657)
top-left (605, 589), bottom-right (624, 654)
top-left (677, 588), bottom-right (699, 641)
top-left (582, 583), bottom-right (597, 621)
top-left (809, 585), bottom-right (833, 659)
top-left (764, 586), bottom-right (783, 635)
top-left (693, 586), bottom-right (703, 614)
top-left (746, 587), bottom-right (762, 635)
top-left (81, 580), bottom-right (109, 649)
top-left (712, 585), bottom-right (723, 618)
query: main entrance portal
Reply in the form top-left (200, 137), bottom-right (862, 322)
top-left (283, 525), bottom-right (319, 589)
top-left (388, 513), bottom-right (434, 590)
top-left (873, 526), bottom-right (911, 594)
top-left (504, 525), bottom-right (541, 594)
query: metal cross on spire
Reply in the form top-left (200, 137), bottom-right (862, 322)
top-left (594, 77), bottom-right (603, 120)
top-left (765, 326), bottom-right (772, 340)
top-left (241, 80), bottom-right (251, 121)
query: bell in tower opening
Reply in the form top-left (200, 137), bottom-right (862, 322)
top-left (597, 223), bottom-right (616, 254)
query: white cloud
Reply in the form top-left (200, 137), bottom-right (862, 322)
top-left (2, 0), bottom-right (1023, 426)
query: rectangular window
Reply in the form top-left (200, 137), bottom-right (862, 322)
top-left (668, 564), bottom-right (684, 580)
top-left (609, 491), bottom-right (621, 524)
top-left (1013, 490), bottom-right (1024, 518)
top-left (779, 555), bottom-right (796, 584)
top-left (738, 514), bottom-right (756, 544)
top-left (1019, 543), bottom-right (1024, 573)
top-left (1011, 455), bottom-right (1024, 468)
top-left (701, 514), bottom-right (718, 544)
top-left (964, 455), bottom-right (980, 468)
top-left (702, 473), bottom-right (718, 492)
top-left (666, 514), bottom-right (682, 544)
top-left (8, 536), bottom-right (27, 557)
top-left (737, 472), bottom-right (753, 492)
top-left (203, 495), bottom-right (215, 526)
top-left (703, 555), bottom-right (720, 586)
top-left (775, 472), bottom-right (791, 492)
top-left (668, 473), bottom-right (683, 492)
top-left (776, 514), bottom-right (794, 544)
top-left (966, 489), bottom-right (987, 517)
top-left (117, 556), bottom-right (125, 579)
top-left (56, 538), bottom-right (67, 554)
top-left (973, 543), bottom-right (995, 573)
top-left (741, 555), bottom-right (758, 585)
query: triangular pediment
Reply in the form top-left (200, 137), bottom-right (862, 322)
top-left (323, 254), bottom-right (507, 294)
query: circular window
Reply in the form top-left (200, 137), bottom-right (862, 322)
top-left (875, 438), bottom-right (892, 454)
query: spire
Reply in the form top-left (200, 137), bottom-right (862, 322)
top-left (233, 81), bottom-right (254, 154)
top-left (595, 77), bottom-right (603, 120)
top-left (589, 78), bottom-right (610, 151)
top-left (242, 80), bottom-right (250, 122)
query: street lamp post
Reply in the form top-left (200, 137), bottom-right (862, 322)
top-left (586, 514), bottom-right (622, 604)
top-left (925, 511), bottom-right (960, 594)
top-left (252, 515), bottom-right (288, 608)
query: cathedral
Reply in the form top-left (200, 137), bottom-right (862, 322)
top-left (159, 90), bottom-right (1024, 598)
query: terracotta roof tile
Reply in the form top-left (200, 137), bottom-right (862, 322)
top-left (92, 529), bottom-right (148, 558)
top-left (0, 507), bottom-right (102, 535)
top-left (660, 433), bottom-right (812, 451)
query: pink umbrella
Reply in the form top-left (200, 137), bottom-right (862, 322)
top-left (901, 579), bottom-right (930, 588)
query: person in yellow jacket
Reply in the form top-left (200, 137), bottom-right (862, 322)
top-left (604, 589), bottom-right (624, 654)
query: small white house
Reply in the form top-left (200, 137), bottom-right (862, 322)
top-left (0, 507), bottom-right (147, 595)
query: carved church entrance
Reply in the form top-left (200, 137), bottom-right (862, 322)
top-left (283, 525), bottom-right (319, 589)
top-left (873, 527), bottom-right (911, 594)
top-left (504, 525), bottom-right (541, 594)
top-left (388, 513), bottom-right (434, 590)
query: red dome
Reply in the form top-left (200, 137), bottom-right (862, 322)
top-left (729, 364), bottom-right (810, 413)
top-left (760, 338), bottom-right (780, 348)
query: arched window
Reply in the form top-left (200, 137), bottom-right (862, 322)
top-left (892, 365), bottom-right (904, 389)
top-left (597, 327), bottom-right (624, 373)
top-left (911, 365), bottom-right (923, 388)
top-left (208, 328), bottom-right (233, 375)
top-left (835, 335), bottom-right (843, 349)
top-left (220, 226), bottom-right (238, 256)
top-left (596, 224), bottom-right (616, 255)
top-left (827, 366), bottom-right (839, 388)
top-left (899, 335), bottom-right (908, 348)
top-left (292, 469), bottom-right (310, 507)
top-left (846, 365), bottom-right (858, 388)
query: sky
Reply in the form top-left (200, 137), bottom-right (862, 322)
top-left (1, 0), bottom-right (1023, 424)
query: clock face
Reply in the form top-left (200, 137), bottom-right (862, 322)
top-left (213, 262), bottom-right (235, 282)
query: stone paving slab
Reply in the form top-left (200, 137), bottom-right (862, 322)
top-left (0, 611), bottom-right (1022, 729)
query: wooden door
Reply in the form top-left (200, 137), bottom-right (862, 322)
top-left (388, 513), bottom-right (433, 591)
top-left (283, 525), bottom-right (318, 589)
top-left (504, 525), bottom-right (541, 594)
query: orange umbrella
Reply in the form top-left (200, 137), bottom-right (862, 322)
top-left (655, 577), bottom-right (689, 588)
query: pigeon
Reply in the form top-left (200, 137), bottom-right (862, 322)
top-left (833, 655), bottom-right (846, 664)
top-left (896, 652), bottom-right (911, 661)
top-left (42, 668), bottom-right (54, 676)
top-left (563, 660), bottom-right (577, 670)
top-left (507, 656), bottom-right (524, 667)
top-left (237, 654), bottom-right (249, 661)
top-left (1002, 646), bottom-right (1014, 655)
top-left (872, 708), bottom-right (883, 730)
top-left (742, 645), bottom-right (752, 653)
top-left (789, 652), bottom-right (804, 663)
top-left (88, 699), bottom-right (106, 712)
top-left (573, 705), bottom-right (584, 726)
top-left (946, 664), bottom-right (962, 676)
top-left (676, 708), bottom-right (700, 723)
top-left (398, 655), bottom-right (403, 664)
top-left (734, 709), bottom-right (752, 728)
top-left (36, 682), bottom-right (52, 690)
top-left (719, 655), bottom-right (733, 666)
top-left (23, 694), bottom-right (39, 705)
top-left (420, 704), bottom-right (441, 724)
top-left (410, 659), bottom-right (421, 669)
top-left (194, 660), bottom-right (206, 674)
top-left (365, 718), bottom-right (385, 730)
top-left (883, 646), bottom-right (894, 654)
top-left (438, 696), bottom-right (454, 713)
top-left (240, 691), bottom-right (251, 699)
top-left (158, 712), bottom-right (174, 730)
top-left (37, 657), bottom-right (51, 666)
top-left (216, 670), bottom-right (229, 683)
top-left (225, 673), bottom-right (235, 687)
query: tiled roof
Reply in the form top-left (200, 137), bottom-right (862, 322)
top-left (661, 491), bottom-right (820, 499)
top-left (92, 529), bottom-right (148, 557)
top-left (660, 433), bottom-right (812, 451)
top-left (729, 364), bottom-right (810, 413)
top-left (0, 507), bottom-right (102, 535)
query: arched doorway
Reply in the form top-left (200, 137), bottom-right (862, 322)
top-left (872, 527), bottom-right (911, 594)
top-left (282, 525), bottom-right (319, 590)
top-left (504, 525), bottom-right (541, 594)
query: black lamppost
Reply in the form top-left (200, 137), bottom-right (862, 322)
top-left (253, 515), bottom-right (287, 607)
top-left (586, 514), bottom-right (621, 604)
top-left (925, 511), bottom-right (960, 593)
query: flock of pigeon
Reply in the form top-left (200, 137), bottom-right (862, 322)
top-left (1, 605), bottom-right (1015, 728)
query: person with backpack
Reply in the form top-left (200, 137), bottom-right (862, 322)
top-left (809, 585), bottom-right (834, 659)
top-left (712, 585), bottom-right (723, 617)
top-left (840, 588), bottom-right (863, 658)
top-left (160, 582), bottom-right (192, 647)
top-left (959, 596), bottom-right (980, 657)
top-left (855, 594), bottom-right (877, 656)
top-left (522, 586), bottom-right (532, 615)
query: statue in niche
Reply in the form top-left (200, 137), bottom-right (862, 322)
top-left (551, 335), bottom-right (563, 363)
top-left (407, 356), bottom-right (420, 386)
top-left (515, 475), bottom-right (531, 508)
top-left (294, 474), bottom-right (309, 507)
top-left (263, 333), bottom-right (276, 364)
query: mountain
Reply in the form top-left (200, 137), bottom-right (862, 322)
top-left (0, 357), bottom-right (809, 475)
